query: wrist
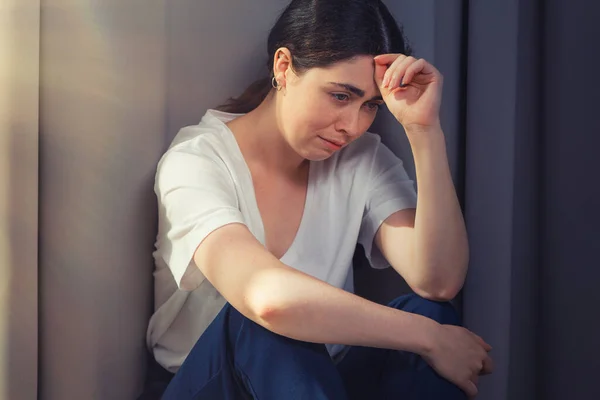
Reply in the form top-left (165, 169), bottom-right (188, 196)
top-left (405, 130), bottom-right (447, 162)
top-left (403, 120), bottom-right (442, 136)
top-left (413, 314), bottom-right (441, 356)
top-left (404, 122), bottom-right (444, 142)
top-left (391, 310), bottom-right (441, 356)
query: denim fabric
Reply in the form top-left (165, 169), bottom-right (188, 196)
top-left (160, 294), bottom-right (467, 400)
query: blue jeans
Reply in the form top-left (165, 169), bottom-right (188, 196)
top-left (162, 294), bottom-right (467, 400)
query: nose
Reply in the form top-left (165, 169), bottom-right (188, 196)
top-left (335, 108), bottom-right (362, 139)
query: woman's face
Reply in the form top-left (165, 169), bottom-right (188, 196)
top-left (276, 55), bottom-right (384, 161)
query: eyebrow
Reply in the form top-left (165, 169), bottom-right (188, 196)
top-left (328, 82), bottom-right (383, 101)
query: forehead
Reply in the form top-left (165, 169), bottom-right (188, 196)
top-left (303, 56), bottom-right (379, 96)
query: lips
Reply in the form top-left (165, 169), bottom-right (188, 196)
top-left (320, 136), bottom-right (347, 147)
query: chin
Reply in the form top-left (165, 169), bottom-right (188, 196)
top-left (303, 151), bottom-right (336, 162)
top-left (293, 140), bottom-right (337, 162)
top-left (311, 153), bottom-right (335, 161)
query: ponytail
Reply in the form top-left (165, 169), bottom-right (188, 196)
top-left (216, 77), bottom-right (273, 114)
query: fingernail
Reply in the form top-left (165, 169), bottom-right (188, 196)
top-left (382, 76), bottom-right (389, 87)
top-left (400, 78), bottom-right (407, 87)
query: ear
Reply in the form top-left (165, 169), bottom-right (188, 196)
top-left (272, 47), bottom-right (293, 88)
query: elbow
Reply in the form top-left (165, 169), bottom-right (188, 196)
top-left (254, 301), bottom-right (283, 322)
top-left (244, 285), bottom-right (290, 330)
top-left (413, 281), bottom-right (463, 302)
top-left (245, 292), bottom-right (276, 322)
top-left (419, 287), bottom-right (460, 302)
top-left (251, 300), bottom-right (294, 335)
top-left (411, 261), bottom-right (468, 302)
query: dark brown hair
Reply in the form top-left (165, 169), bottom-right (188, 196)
top-left (217, 0), bottom-right (412, 114)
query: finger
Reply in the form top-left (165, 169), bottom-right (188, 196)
top-left (479, 336), bottom-right (492, 351)
top-left (382, 55), bottom-right (409, 88)
top-left (374, 53), bottom-right (407, 65)
top-left (471, 332), bottom-right (492, 351)
top-left (482, 341), bottom-right (493, 352)
top-left (385, 56), bottom-right (416, 89)
top-left (374, 61), bottom-right (388, 88)
top-left (481, 340), bottom-right (493, 352)
top-left (384, 55), bottom-right (414, 88)
top-left (402, 58), bottom-right (428, 86)
top-left (480, 355), bottom-right (494, 375)
top-left (462, 380), bottom-right (479, 398)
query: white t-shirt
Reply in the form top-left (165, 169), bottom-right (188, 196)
top-left (147, 109), bottom-right (418, 373)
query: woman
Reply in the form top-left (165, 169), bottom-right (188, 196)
top-left (146, 0), bottom-right (493, 399)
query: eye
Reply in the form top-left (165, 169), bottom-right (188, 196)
top-left (364, 102), bottom-right (382, 112)
top-left (331, 93), bottom-right (350, 102)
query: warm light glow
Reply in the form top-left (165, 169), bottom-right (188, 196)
top-left (0, 0), bottom-right (40, 398)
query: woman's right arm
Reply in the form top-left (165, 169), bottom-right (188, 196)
top-left (195, 221), bottom-right (435, 353)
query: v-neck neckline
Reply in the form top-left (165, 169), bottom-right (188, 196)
top-left (213, 111), bottom-right (314, 262)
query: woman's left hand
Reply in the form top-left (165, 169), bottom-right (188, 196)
top-left (374, 54), bottom-right (443, 131)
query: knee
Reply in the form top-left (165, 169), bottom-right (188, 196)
top-left (387, 293), bottom-right (462, 326)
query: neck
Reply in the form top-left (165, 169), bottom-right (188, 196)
top-left (227, 93), bottom-right (308, 177)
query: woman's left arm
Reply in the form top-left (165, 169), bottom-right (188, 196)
top-left (372, 54), bottom-right (469, 301)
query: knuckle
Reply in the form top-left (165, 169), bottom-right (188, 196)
top-left (394, 55), bottom-right (406, 64)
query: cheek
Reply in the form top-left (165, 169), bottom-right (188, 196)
top-left (284, 93), bottom-right (337, 139)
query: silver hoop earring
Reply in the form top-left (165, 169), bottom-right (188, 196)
top-left (272, 76), bottom-right (282, 91)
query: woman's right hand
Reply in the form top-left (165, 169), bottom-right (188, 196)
top-left (422, 324), bottom-right (494, 398)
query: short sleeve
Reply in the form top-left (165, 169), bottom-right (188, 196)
top-left (358, 141), bottom-right (417, 269)
top-left (155, 147), bottom-right (246, 290)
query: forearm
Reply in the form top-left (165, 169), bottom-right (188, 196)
top-left (252, 265), bottom-right (437, 355)
top-left (198, 224), bottom-right (437, 355)
top-left (406, 124), bottom-right (469, 297)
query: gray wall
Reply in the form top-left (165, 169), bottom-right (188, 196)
top-left (39, 1), bottom-right (167, 398)
top-left (0, 1), bottom-right (40, 399)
